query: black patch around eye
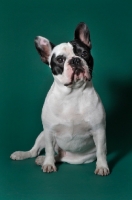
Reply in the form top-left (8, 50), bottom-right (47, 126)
top-left (50, 53), bottom-right (66, 75)
top-left (70, 39), bottom-right (90, 57)
top-left (56, 55), bottom-right (65, 63)
top-left (70, 39), bottom-right (94, 77)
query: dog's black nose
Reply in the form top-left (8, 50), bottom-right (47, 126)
top-left (69, 57), bottom-right (81, 65)
top-left (69, 57), bottom-right (84, 75)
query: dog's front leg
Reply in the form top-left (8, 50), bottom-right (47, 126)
top-left (42, 131), bottom-right (57, 173)
top-left (92, 127), bottom-right (110, 176)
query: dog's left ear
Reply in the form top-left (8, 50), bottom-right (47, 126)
top-left (74, 22), bottom-right (92, 49)
top-left (34, 36), bottom-right (55, 65)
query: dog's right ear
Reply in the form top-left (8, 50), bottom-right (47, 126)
top-left (74, 22), bottom-right (92, 49)
top-left (34, 36), bottom-right (55, 65)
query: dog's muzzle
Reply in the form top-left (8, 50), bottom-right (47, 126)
top-left (68, 57), bottom-right (85, 75)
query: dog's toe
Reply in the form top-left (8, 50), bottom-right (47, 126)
top-left (10, 151), bottom-right (24, 160)
top-left (94, 167), bottom-right (110, 176)
top-left (42, 164), bottom-right (57, 173)
top-left (10, 151), bottom-right (31, 160)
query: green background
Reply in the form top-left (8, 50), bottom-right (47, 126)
top-left (0, 0), bottom-right (132, 199)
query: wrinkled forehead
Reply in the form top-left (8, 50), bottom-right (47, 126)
top-left (51, 42), bottom-right (74, 57)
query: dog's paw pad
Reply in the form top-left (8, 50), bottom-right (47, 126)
top-left (35, 156), bottom-right (45, 166)
top-left (42, 164), bottom-right (57, 173)
top-left (94, 167), bottom-right (110, 176)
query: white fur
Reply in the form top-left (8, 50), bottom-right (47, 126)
top-left (10, 42), bottom-right (109, 176)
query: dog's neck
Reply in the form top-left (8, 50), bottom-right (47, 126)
top-left (52, 80), bottom-right (94, 98)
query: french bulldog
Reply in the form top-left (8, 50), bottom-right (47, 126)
top-left (10, 22), bottom-right (109, 176)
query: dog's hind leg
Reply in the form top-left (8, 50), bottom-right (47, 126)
top-left (10, 131), bottom-right (45, 160)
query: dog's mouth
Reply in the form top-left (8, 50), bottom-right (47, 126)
top-left (64, 65), bottom-right (90, 87)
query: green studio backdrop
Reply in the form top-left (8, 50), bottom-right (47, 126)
top-left (0, 0), bottom-right (132, 200)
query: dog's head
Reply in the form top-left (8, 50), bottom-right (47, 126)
top-left (35, 23), bottom-right (93, 88)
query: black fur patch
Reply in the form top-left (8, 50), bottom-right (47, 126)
top-left (70, 39), bottom-right (93, 77)
top-left (50, 54), bottom-right (66, 75)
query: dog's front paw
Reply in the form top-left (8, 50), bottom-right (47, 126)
top-left (94, 167), bottom-right (110, 176)
top-left (10, 151), bottom-right (31, 160)
top-left (42, 164), bottom-right (57, 173)
top-left (35, 156), bottom-right (45, 166)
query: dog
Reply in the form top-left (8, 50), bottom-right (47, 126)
top-left (10, 22), bottom-right (109, 176)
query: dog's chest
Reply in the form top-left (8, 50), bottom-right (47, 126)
top-left (48, 93), bottom-right (91, 122)
top-left (43, 93), bottom-right (95, 152)
top-left (51, 95), bottom-right (90, 129)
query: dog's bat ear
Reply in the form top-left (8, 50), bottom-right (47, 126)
top-left (34, 36), bottom-right (55, 65)
top-left (74, 22), bottom-right (92, 49)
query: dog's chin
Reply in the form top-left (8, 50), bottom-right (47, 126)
top-left (64, 75), bottom-right (90, 88)
top-left (64, 69), bottom-right (91, 88)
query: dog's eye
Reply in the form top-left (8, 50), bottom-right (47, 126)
top-left (56, 56), bottom-right (64, 63)
top-left (81, 51), bottom-right (88, 58)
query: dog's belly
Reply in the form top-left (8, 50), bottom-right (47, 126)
top-left (53, 121), bottom-right (95, 153)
